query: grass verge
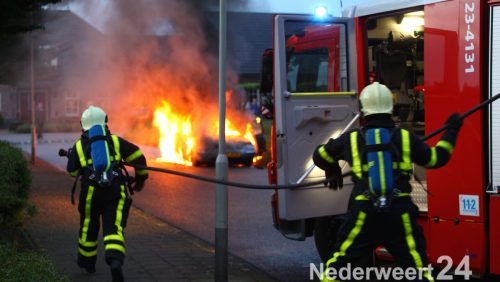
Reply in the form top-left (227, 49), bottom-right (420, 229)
top-left (0, 240), bottom-right (68, 282)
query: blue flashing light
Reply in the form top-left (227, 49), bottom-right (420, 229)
top-left (315, 6), bottom-right (328, 19)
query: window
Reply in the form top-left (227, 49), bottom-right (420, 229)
top-left (287, 48), bottom-right (329, 92)
top-left (64, 91), bottom-right (79, 117)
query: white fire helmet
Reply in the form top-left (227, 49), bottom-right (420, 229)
top-left (359, 82), bottom-right (393, 116)
top-left (81, 106), bottom-right (107, 131)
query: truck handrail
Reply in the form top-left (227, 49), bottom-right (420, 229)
top-left (293, 112), bottom-right (360, 184)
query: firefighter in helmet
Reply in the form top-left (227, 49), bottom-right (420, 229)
top-left (313, 82), bottom-right (462, 281)
top-left (66, 106), bottom-right (148, 282)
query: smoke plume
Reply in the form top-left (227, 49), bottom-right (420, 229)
top-left (53, 0), bottom-right (248, 145)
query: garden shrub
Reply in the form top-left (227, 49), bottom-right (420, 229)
top-left (0, 141), bottom-right (31, 225)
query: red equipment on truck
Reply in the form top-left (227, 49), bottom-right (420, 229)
top-left (261, 0), bottom-right (500, 277)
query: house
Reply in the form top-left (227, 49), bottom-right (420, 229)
top-left (0, 10), bottom-right (273, 125)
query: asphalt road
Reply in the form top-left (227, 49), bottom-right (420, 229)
top-left (133, 162), bottom-right (322, 281)
top-left (1, 132), bottom-right (322, 281)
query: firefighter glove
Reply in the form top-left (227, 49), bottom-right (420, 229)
top-left (324, 162), bottom-right (343, 190)
top-left (133, 179), bottom-right (145, 192)
top-left (446, 112), bottom-right (463, 131)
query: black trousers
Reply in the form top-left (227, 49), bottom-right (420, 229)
top-left (77, 182), bottom-right (132, 268)
top-left (324, 196), bottom-right (434, 282)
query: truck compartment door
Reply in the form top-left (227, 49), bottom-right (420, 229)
top-left (273, 15), bottom-right (357, 220)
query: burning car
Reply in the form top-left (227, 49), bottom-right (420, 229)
top-left (152, 100), bottom-right (264, 167)
top-left (192, 136), bottom-right (255, 167)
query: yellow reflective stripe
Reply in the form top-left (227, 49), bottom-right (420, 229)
top-left (104, 234), bottom-right (124, 243)
top-left (81, 186), bottom-right (95, 242)
top-left (398, 162), bottom-right (412, 170)
top-left (76, 140), bottom-right (87, 168)
top-left (424, 269), bottom-right (435, 282)
top-left (126, 149), bottom-right (143, 163)
top-left (355, 194), bottom-right (370, 201)
top-left (70, 170), bottom-right (79, 177)
top-left (402, 213), bottom-right (423, 268)
top-left (425, 147), bottom-right (437, 168)
top-left (111, 135), bottom-right (121, 161)
top-left (401, 212), bottom-right (434, 281)
top-left (78, 248), bottom-right (97, 257)
top-left (78, 239), bottom-right (98, 247)
top-left (401, 130), bottom-right (411, 171)
top-left (350, 132), bottom-right (362, 178)
top-left (397, 193), bottom-right (410, 197)
top-left (437, 140), bottom-right (454, 155)
top-left (318, 146), bottom-right (335, 163)
top-left (105, 244), bottom-right (126, 254)
top-left (375, 129), bottom-right (387, 196)
top-left (136, 169), bottom-right (148, 176)
top-left (113, 185), bottom-right (126, 247)
top-left (321, 272), bottom-right (341, 282)
top-left (326, 211), bottom-right (367, 268)
top-left (362, 164), bottom-right (368, 171)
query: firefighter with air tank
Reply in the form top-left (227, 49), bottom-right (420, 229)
top-left (65, 106), bottom-right (148, 282)
top-left (313, 82), bottom-right (463, 281)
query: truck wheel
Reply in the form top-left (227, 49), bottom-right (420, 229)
top-left (314, 215), bottom-right (344, 262)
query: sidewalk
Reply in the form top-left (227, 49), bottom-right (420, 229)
top-left (24, 160), bottom-right (275, 282)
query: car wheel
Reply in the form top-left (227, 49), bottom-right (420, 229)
top-left (243, 158), bottom-right (253, 167)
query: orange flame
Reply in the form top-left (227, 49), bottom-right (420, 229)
top-left (153, 100), bottom-right (258, 166)
top-left (153, 101), bottom-right (195, 166)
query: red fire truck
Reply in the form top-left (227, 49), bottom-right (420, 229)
top-left (262, 0), bottom-right (500, 277)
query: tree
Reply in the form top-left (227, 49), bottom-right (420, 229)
top-left (0, 0), bottom-right (60, 83)
top-left (0, 0), bottom-right (60, 35)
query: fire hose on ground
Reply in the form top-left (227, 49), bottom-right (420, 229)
top-left (63, 93), bottom-right (500, 190)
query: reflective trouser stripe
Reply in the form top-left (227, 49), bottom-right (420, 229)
top-left (326, 211), bottom-right (367, 268)
top-left (104, 234), bottom-right (124, 243)
top-left (79, 248), bottom-right (97, 257)
top-left (401, 213), bottom-right (434, 282)
top-left (321, 273), bottom-right (341, 282)
top-left (136, 169), bottom-right (148, 175)
top-left (105, 244), bottom-right (126, 254)
top-left (79, 239), bottom-right (98, 247)
top-left (115, 185), bottom-right (126, 237)
top-left (81, 186), bottom-right (95, 242)
top-left (104, 185), bottom-right (127, 255)
top-left (79, 186), bottom-right (96, 258)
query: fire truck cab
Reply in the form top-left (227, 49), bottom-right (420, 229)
top-left (264, 0), bottom-right (500, 276)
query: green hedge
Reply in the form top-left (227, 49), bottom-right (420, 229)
top-left (0, 141), bottom-right (31, 225)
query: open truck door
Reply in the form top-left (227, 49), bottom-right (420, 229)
top-left (269, 15), bottom-right (359, 254)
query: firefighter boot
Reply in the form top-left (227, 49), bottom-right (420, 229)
top-left (77, 257), bottom-right (96, 274)
top-left (77, 261), bottom-right (96, 274)
top-left (110, 259), bottom-right (124, 282)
